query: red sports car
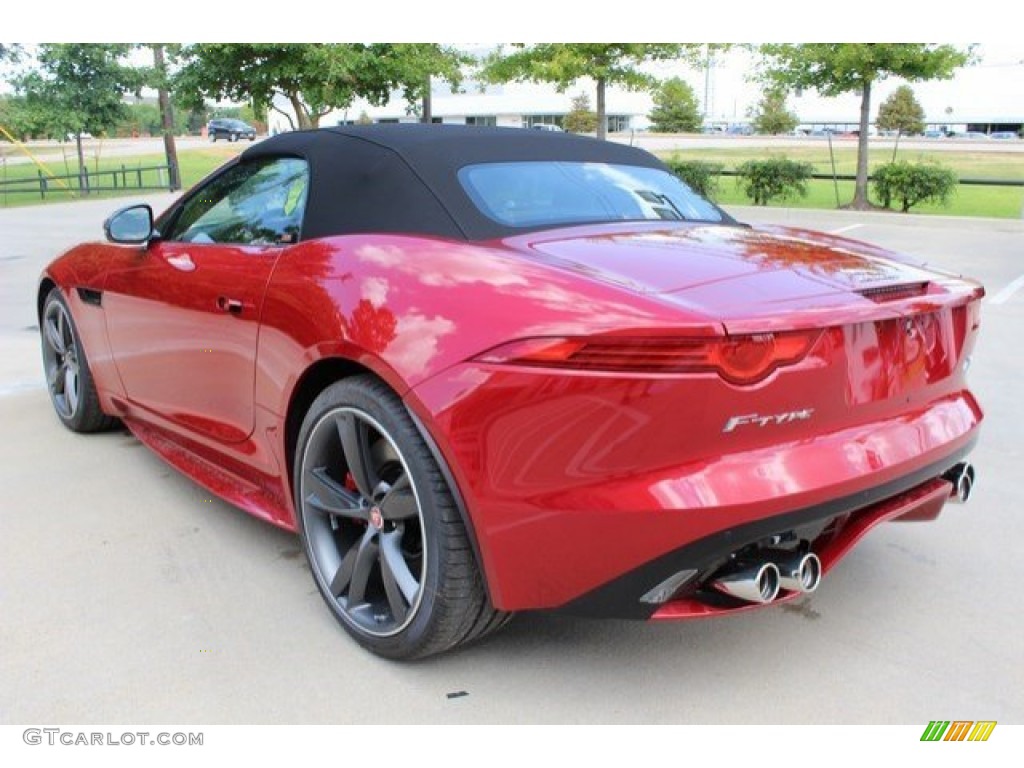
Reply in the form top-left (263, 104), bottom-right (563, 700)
top-left (38, 125), bottom-right (982, 659)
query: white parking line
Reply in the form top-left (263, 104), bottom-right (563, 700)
top-left (828, 224), bottom-right (864, 235)
top-left (989, 273), bottom-right (1024, 305)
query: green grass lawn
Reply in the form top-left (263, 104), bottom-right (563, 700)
top-left (657, 145), bottom-right (1024, 181)
top-left (660, 145), bottom-right (1024, 219)
top-left (2, 142), bottom-right (1022, 218)
top-left (709, 177), bottom-right (1024, 219)
top-left (0, 145), bottom-right (242, 208)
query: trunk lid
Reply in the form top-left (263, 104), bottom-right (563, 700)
top-left (512, 221), bottom-right (983, 413)
top-left (516, 221), bottom-right (981, 333)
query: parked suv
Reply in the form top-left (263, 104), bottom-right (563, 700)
top-left (207, 118), bottom-right (257, 142)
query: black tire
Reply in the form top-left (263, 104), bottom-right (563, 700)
top-left (294, 375), bottom-right (507, 659)
top-left (40, 288), bottom-right (116, 433)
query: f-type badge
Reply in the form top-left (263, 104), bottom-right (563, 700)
top-left (723, 409), bottom-right (815, 433)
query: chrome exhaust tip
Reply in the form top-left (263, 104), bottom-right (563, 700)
top-left (712, 562), bottom-right (781, 604)
top-left (775, 552), bottom-right (822, 593)
top-left (943, 462), bottom-right (975, 504)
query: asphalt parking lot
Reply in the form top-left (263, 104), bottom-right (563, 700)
top-left (1, 195), bottom-right (1022, 724)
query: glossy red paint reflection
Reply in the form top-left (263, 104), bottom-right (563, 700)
top-left (40, 218), bottom-right (984, 615)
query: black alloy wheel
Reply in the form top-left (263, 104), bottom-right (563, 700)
top-left (40, 288), bottom-right (115, 433)
top-left (301, 404), bottom-right (426, 637)
top-left (42, 297), bottom-right (79, 421)
top-left (295, 376), bottom-right (507, 659)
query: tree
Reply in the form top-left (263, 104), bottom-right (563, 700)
top-left (16, 44), bottom-right (141, 192)
top-left (749, 88), bottom-right (799, 135)
top-left (175, 44), bottom-right (369, 131)
top-left (483, 44), bottom-right (709, 140)
top-left (175, 44), bottom-right (466, 131)
top-left (563, 92), bottom-right (598, 134)
top-left (663, 157), bottom-right (724, 199)
top-left (0, 44), bottom-right (21, 64)
top-left (0, 95), bottom-right (45, 141)
top-left (735, 158), bottom-right (813, 205)
top-left (120, 103), bottom-right (162, 135)
top-left (383, 44), bottom-right (469, 123)
top-left (757, 44), bottom-right (971, 208)
top-left (148, 44), bottom-right (181, 191)
top-left (877, 85), bottom-right (925, 137)
top-left (648, 77), bottom-right (701, 133)
top-left (239, 104), bottom-right (268, 132)
top-left (873, 161), bottom-right (956, 212)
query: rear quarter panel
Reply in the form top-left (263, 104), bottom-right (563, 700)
top-left (255, 233), bottom-right (719, 419)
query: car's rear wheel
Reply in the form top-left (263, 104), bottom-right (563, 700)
top-left (294, 376), bottom-right (506, 659)
top-left (40, 288), bottom-right (116, 433)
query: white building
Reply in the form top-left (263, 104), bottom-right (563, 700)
top-left (267, 45), bottom-right (1024, 136)
top-left (269, 78), bottom-right (659, 135)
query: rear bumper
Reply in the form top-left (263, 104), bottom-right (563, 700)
top-left (411, 364), bottom-right (983, 615)
top-left (562, 447), bottom-right (971, 620)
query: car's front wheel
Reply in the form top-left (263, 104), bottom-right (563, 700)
top-left (40, 288), bottom-right (116, 433)
top-left (294, 376), bottom-right (507, 659)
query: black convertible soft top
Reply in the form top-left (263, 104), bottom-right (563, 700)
top-left (240, 124), bottom-right (672, 242)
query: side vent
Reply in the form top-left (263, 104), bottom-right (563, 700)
top-left (77, 287), bottom-right (103, 307)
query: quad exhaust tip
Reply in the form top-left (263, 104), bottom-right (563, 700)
top-left (943, 462), bottom-right (975, 504)
top-left (712, 562), bottom-right (781, 604)
top-left (712, 551), bottom-right (822, 604)
top-left (775, 552), bottom-right (822, 594)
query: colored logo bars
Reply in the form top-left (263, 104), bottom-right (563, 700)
top-left (920, 721), bottom-right (997, 742)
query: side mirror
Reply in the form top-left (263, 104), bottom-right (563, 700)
top-left (104, 204), bottom-right (154, 244)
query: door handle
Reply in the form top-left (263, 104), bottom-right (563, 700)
top-left (216, 296), bottom-right (244, 315)
top-left (167, 253), bottom-right (195, 272)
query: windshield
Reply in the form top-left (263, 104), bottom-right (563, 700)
top-left (458, 161), bottom-right (723, 229)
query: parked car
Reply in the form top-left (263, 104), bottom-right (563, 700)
top-left (530, 123), bottom-right (563, 132)
top-left (39, 125), bottom-right (983, 658)
top-left (990, 131), bottom-right (1019, 140)
top-left (207, 118), bottom-right (257, 142)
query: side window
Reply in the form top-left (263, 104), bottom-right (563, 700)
top-left (164, 157), bottom-right (309, 246)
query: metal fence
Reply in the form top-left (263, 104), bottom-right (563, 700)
top-left (714, 169), bottom-right (1024, 216)
top-left (0, 162), bottom-right (175, 204)
top-left (716, 169), bottom-right (1024, 188)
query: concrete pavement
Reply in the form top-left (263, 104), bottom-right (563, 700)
top-left (1, 198), bottom-right (1022, 724)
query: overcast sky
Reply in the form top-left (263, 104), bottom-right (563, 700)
top-left (676, 44), bottom-right (1024, 123)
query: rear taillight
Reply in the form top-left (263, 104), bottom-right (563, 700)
top-left (475, 331), bottom-right (820, 385)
